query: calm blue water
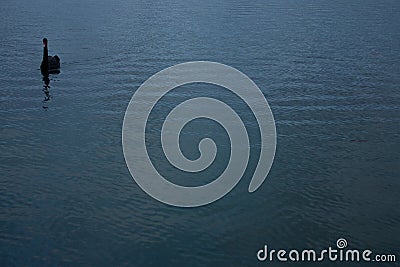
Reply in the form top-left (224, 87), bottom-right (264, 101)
top-left (1, 0), bottom-right (399, 266)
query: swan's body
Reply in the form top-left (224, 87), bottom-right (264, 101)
top-left (46, 55), bottom-right (60, 71)
top-left (40, 38), bottom-right (60, 75)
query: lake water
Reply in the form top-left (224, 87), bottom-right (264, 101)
top-left (1, 0), bottom-right (399, 266)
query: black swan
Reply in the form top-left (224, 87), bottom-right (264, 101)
top-left (40, 38), bottom-right (60, 75)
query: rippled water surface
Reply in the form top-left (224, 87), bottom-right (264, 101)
top-left (1, 0), bottom-right (399, 266)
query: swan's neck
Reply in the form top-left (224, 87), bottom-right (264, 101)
top-left (41, 45), bottom-right (49, 74)
top-left (43, 45), bottom-right (48, 61)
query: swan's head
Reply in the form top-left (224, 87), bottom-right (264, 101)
top-left (43, 38), bottom-right (48, 47)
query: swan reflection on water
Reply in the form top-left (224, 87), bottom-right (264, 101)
top-left (42, 76), bottom-right (52, 110)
